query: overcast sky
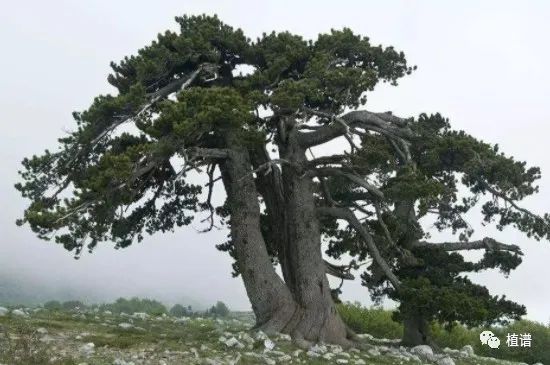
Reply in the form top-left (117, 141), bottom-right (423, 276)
top-left (1, 1), bottom-right (549, 322)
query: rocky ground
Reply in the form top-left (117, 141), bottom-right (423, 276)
top-left (0, 306), bottom-right (542, 365)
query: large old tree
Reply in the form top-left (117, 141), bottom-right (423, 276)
top-left (17, 15), bottom-right (550, 346)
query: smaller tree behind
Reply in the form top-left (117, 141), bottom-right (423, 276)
top-left (169, 303), bottom-right (191, 317)
top-left (207, 301), bottom-right (230, 318)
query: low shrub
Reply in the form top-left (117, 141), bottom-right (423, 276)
top-left (206, 301), bottom-right (230, 318)
top-left (43, 300), bottom-right (62, 311)
top-left (337, 302), bottom-right (403, 339)
top-left (99, 297), bottom-right (167, 316)
top-left (169, 304), bottom-right (192, 317)
top-left (62, 300), bottom-right (86, 311)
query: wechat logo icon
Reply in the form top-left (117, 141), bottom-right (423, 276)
top-left (480, 330), bottom-right (500, 349)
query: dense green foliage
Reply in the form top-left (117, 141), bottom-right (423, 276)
top-left (98, 297), bottom-right (167, 316)
top-left (206, 301), bottom-right (230, 318)
top-left (43, 300), bottom-right (63, 311)
top-left (338, 302), bottom-right (402, 339)
top-left (15, 14), bottom-right (412, 257)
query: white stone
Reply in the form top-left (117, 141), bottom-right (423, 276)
top-left (224, 337), bottom-right (245, 349)
top-left (36, 327), bottom-right (48, 334)
top-left (240, 332), bottom-right (255, 345)
top-left (367, 348), bottom-right (380, 356)
top-left (436, 356), bottom-right (455, 365)
top-left (118, 322), bottom-right (133, 330)
top-left (278, 354), bottom-right (292, 362)
top-left (292, 349), bottom-right (303, 357)
top-left (132, 312), bottom-right (148, 320)
top-left (411, 344), bottom-right (433, 357)
top-left (309, 344), bottom-right (327, 354)
top-left (354, 359), bottom-right (366, 365)
top-left (277, 333), bottom-right (292, 341)
top-left (336, 359), bottom-right (349, 364)
top-left (11, 309), bottom-right (27, 317)
top-left (307, 350), bottom-right (321, 358)
top-left (0, 307), bottom-right (8, 316)
top-left (461, 344), bottom-right (474, 357)
top-left (255, 330), bottom-right (268, 340)
top-left (39, 334), bottom-right (55, 343)
top-left (264, 338), bottom-right (275, 351)
top-left (79, 342), bottom-right (95, 356)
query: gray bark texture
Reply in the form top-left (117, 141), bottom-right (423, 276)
top-left (219, 146), bottom-right (297, 332)
top-left (216, 123), bottom-right (354, 345)
top-left (401, 313), bottom-right (432, 347)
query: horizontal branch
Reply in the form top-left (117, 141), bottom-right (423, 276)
top-left (187, 147), bottom-right (229, 159)
top-left (413, 237), bottom-right (522, 254)
top-left (325, 260), bottom-right (355, 280)
top-left (317, 206), bottom-right (401, 288)
top-left (298, 108), bottom-right (413, 148)
top-left (312, 167), bottom-right (384, 199)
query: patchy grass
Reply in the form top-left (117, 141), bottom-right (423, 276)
top-left (0, 305), bottom-right (545, 364)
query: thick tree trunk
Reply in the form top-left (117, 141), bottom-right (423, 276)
top-left (401, 313), bottom-right (432, 346)
top-left (249, 146), bottom-right (294, 288)
top-left (219, 147), bottom-right (297, 332)
top-left (277, 129), bottom-right (351, 344)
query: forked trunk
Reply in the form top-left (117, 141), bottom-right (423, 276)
top-left (220, 130), bottom-right (351, 344)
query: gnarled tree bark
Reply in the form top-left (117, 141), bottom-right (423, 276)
top-left (219, 145), bottom-right (298, 333)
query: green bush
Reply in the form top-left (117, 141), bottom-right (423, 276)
top-left (99, 297), bottom-right (167, 316)
top-left (62, 300), bottom-right (85, 311)
top-left (169, 304), bottom-right (192, 317)
top-left (207, 301), bottom-right (230, 318)
top-left (337, 302), bottom-right (403, 339)
top-left (476, 320), bottom-right (550, 364)
top-left (43, 300), bottom-right (62, 311)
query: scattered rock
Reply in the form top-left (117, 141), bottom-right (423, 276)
top-left (263, 338), bottom-right (275, 351)
top-left (11, 309), bottom-right (27, 317)
top-left (132, 312), bottom-right (149, 320)
top-left (118, 322), bottom-right (134, 330)
top-left (436, 356), bottom-right (456, 365)
top-left (461, 344), bottom-right (474, 357)
top-left (78, 342), bottom-right (95, 356)
top-left (224, 337), bottom-right (245, 349)
top-left (309, 343), bottom-right (328, 354)
top-left (367, 348), bottom-right (380, 356)
top-left (36, 327), bottom-right (48, 334)
top-left (0, 307), bottom-right (8, 316)
top-left (411, 344), bottom-right (434, 357)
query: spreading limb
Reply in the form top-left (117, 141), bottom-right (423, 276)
top-left (413, 237), bottom-right (522, 254)
top-left (317, 206), bottom-right (401, 288)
